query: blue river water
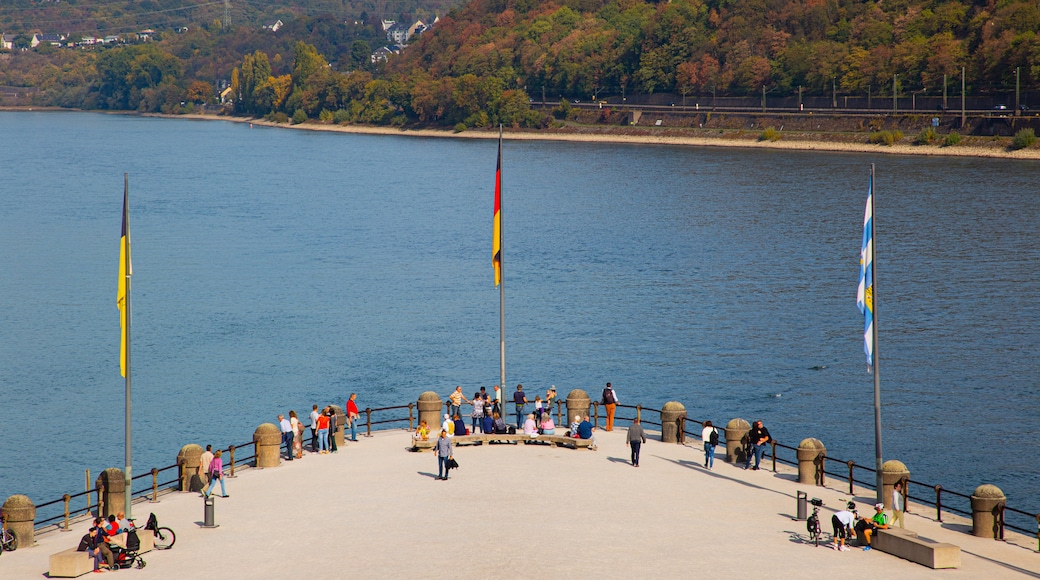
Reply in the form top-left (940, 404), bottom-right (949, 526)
top-left (1, 112), bottom-right (1037, 526)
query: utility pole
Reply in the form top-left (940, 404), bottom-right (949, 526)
top-left (943, 74), bottom-right (947, 112)
top-left (832, 77), bottom-right (837, 108)
top-left (224, 0), bottom-right (231, 30)
top-left (892, 74), bottom-right (897, 112)
top-left (1015, 67), bottom-right (1020, 116)
top-left (867, 84), bottom-right (871, 111)
top-left (798, 85), bottom-right (803, 110)
top-left (762, 85), bottom-right (766, 112)
top-left (961, 67), bottom-right (966, 127)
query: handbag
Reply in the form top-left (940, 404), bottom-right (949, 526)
top-left (446, 458), bottom-right (459, 469)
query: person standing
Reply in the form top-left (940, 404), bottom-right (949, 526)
top-left (492, 385), bottom-right (502, 416)
top-left (205, 449), bottom-right (228, 498)
top-left (545, 386), bottom-right (557, 418)
top-left (626, 417), bottom-right (646, 466)
top-left (198, 444), bottom-right (214, 490)
top-left (278, 414), bottom-right (294, 461)
top-left (513, 384), bottom-right (528, 428)
top-left (289, 410), bottom-right (303, 459)
top-left (448, 386), bottom-right (469, 419)
top-left (327, 407), bottom-right (339, 453)
top-left (701, 421), bottom-right (719, 469)
top-left (346, 393), bottom-right (361, 441)
top-left (435, 430), bottom-right (453, 480)
top-left (891, 480), bottom-right (906, 528)
top-left (744, 420), bottom-right (771, 470)
top-left (309, 404), bottom-right (320, 452)
top-left (316, 409), bottom-right (331, 454)
top-left (471, 393), bottom-right (486, 433)
top-left (602, 382), bottom-right (618, 431)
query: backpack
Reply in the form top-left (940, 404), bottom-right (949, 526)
top-left (602, 388), bottom-right (615, 405)
top-left (709, 428), bottom-right (719, 446)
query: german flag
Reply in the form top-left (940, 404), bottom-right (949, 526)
top-left (118, 186), bottom-right (132, 377)
top-left (492, 135), bottom-right (502, 286)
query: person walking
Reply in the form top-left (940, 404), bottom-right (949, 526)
top-left (278, 414), bottom-right (294, 461)
top-left (204, 449), bottom-right (228, 498)
top-left (346, 393), bottom-right (361, 441)
top-left (513, 384), bottom-right (528, 428)
top-left (435, 429), bottom-right (453, 480)
top-left (626, 417), bottom-right (647, 466)
top-left (198, 444), bottom-right (214, 490)
top-left (701, 420), bottom-right (719, 469)
top-left (602, 382), bottom-right (618, 431)
top-left (891, 480), bottom-right (906, 528)
top-left (744, 420), bottom-right (771, 470)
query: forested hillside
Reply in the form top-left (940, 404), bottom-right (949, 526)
top-left (394, 0), bottom-right (1038, 101)
top-left (1, 0), bottom-right (1037, 128)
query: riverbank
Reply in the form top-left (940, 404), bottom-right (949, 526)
top-left (3, 428), bottom-right (1038, 579)
top-left (171, 112), bottom-right (1040, 160)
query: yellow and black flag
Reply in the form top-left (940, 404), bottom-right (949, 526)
top-left (492, 135), bottom-right (502, 286)
top-left (117, 186), bottom-right (132, 377)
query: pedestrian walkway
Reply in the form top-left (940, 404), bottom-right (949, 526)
top-left (4, 429), bottom-right (1038, 579)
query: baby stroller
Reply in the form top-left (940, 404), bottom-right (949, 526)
top-left (110, 524), bottom-right (146, 569)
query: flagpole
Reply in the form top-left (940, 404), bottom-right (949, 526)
top-left (123, 173), bottom-right (133, 518)
top-left (497, 125), bottom-right (506, 406)
top-left (870, 163), bottom-right (883, 504)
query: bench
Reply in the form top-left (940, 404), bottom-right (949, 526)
top-left (49, 548), bottom-right (94, 578)
top-left (410, 433), bottom-right (593, 451)
top-left (874, 528), bottom-right (960, 569)
top-left (49, 530), bottom-right (156, 578)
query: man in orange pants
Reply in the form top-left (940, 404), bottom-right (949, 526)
top-left (602, 382), bottom-right (618, 431)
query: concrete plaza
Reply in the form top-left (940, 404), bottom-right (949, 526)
top-left (4, 428), bottom-right (1039, 579)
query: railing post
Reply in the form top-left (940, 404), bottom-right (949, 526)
top-left (62, 494), bottom-right (71, 532)
top-left (85, 469), bottom-right (91, 514)
top-left (1035, 514), bottom-right (1039, 552)
top-left (365, 408), bottom-right (372, 437)
top-left (678, 415), bottom-right (686, 445)
top-left (771, 440), bottom-right (777, 472)
top-left (408, 403), bottom-right (415, 430)
top-left (97, 483), bottom-right (105, 517)
top-left (150, 469), bottom-right (159, 503)
top-left (636, 404), bottom-right (641, 422)
top-left (228, 445), bottom-right (237, 478)
top-left (997, 504), bottom-right (1006, 541)
top-left (179, 459), bottom-right (188, 492)
top-left (593, 401), bottom-right (600, 428)
top-left (814, 454), bottom-right (825, 486)
top-left (556, 399), bottom-right (562, 426)
top-left (935, 485), bottom-right (943, 522)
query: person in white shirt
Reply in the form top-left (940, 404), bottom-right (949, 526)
top-left (831, 503), bottom-right (858, 551)
top-left (278, 414), bottom-right (294, 461)
top-left (309, 405), bottom-right (320, 452)
top-left (891, 480), bottom-right (906, 528)
top-left (701, 421), bottom-right (719, 469)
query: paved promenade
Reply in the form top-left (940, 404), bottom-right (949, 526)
top-left (5, 428), bottom-right (1039, 579)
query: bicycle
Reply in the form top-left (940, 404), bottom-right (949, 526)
top-left (806, 498), bottom-right (823, 547)
top-left (143, 513), bottom-right (176, 550)
top-left (0, 514), bottom-right (16, 554)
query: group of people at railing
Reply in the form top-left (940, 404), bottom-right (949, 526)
top-left (276, 394), bottom-right (362, 461)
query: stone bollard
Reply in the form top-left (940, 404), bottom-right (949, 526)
top-left (95, 468), bottom-right (126, 517)
top-left (330, 405), bottom-right (347, 447)
top-left (796, 439), bottom-right (826, 485)
top-left (253, 423), bottom-right (282, 468)
top-left (565, 389), bottom-right (590, 426)
top-left (881, 460), bottom-right (910, 509)
top-left (660, 401), bottom-right (686, 443)
top-left (970, 484), bottom-right (1006, 539)
top-left (2, 494), bottom-right (36, 549)
top-left (176, 444), bottom-right (203, 493)
top-left (724, 418), bottom-right (751, 464)
top-left (417, 392), bottom-right (443, 433)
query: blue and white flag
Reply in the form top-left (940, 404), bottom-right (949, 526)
top-left (856, 177), bottom-right (874, 370)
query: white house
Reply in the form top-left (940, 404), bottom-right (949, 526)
top-left (1, 34), bottom-right (14, 50)
top-left (263, 20), bottom-right (283, 32)
top-left (30, 33), bottom-right (64, 48)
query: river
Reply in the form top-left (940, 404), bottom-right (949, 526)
top-left (1, 112), bottom-right (1037, 527)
